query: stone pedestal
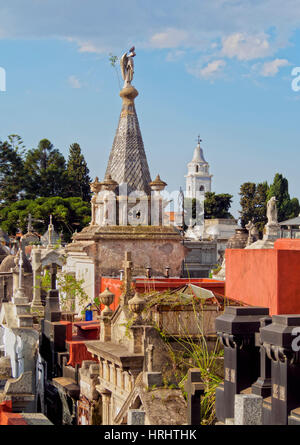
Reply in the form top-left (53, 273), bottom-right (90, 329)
top-left (264, 223), bottom-right (281, 241)
top-left (215, 306), bottom-right (269, 422)
top-left (234, 394), bottom-right (263, 425)
top-left (99, 315), bottom-right (112, 343)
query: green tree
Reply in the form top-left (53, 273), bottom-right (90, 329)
top-left (7, 134), bottom-right (26, 154)
top-left (254, 181), bottom-right (269, 234)
top-left (184, 197), bottom-right (203, 227)
top-left (267, 173), bottom-right (300, 222)
top-left (23, 139), bottom-right (67, 199)
top-left (239, 181), bottom-right (269, 235)
top-left (239, 182), bottom-right (257, 228)
top-left (204, 192), bottom-right (233, 219)
top-left (0, 136), bottom-right (25, 206)
top-left (66, 143), bottom-right (91, 202)
top-left (0, 197), bottom-right (91, 242)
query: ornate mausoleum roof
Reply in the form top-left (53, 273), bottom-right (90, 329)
top-left (104, 63), bottom-right (152, 195)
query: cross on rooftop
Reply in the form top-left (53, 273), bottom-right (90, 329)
top-left (26, 213), bottom-right (43, 232)
top-left (197, 135), bottom-right (202, 145)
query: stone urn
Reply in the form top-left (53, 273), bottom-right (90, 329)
top-left (227, 228), bottom-right (248, 249)
top-left (99, 287), bottom-right (115, 316)
top-left (128, 292), bottom-right (145, 323)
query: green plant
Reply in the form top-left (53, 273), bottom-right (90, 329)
top-left (142, 289), bottom-right (224, 425)
top-left (37, 270), bottom-right (90, 314)
top-left (57, 273), bottom-right (89, 314)
top-left (109, 53), bottom-right (121, 90)
top-left (120, 317), bottom-right (134, 339)
top-left (212, 264), bottom-right (222, 275)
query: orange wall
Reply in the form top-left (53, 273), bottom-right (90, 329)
top-left (226, 247), bottom-right (300, 315)
top-left (100, 277), bottom-right (225, 311)
top-left (274, 239), bottom-right (300, 250)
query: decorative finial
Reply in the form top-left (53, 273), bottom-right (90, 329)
top-left (197, 135), bottom-right (202, 145)
top-left (48, 214), bottom-right (54, 246)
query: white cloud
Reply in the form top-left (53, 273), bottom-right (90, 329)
top-left (222, 33), bottom-right (271, 61)
top-left (166, 50), bottom-right (185, 62)
top-left (65, 37), bottom-right (108, 54)
top-left (188, 59), bottom-right (226, 79)
top-left (68, 75), bottom-right (82, 89)
top-left (260, 58), bottom-right (289, 76)
top-left (200, 59), bottom-right (226, 78)
top-left (1, 0), bottom-right (300, 82)
top-left (150, 28), bottom-right (188, 49)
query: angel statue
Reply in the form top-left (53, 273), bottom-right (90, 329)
top-left (245, 220), bottom-right (259, 246)
top-left (120, 46), bottom-right (136, 87)
top-left (266, 196), bottom-right (278, 226)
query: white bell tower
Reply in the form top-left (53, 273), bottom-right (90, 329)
top-left (185, 136), bottom-right (212, 199)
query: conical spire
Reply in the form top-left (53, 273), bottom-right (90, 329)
top-left (105, 54), bottom-right (152, 195)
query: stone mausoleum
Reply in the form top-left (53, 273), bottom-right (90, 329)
top-left (65, 49), bottom-right (186, 303)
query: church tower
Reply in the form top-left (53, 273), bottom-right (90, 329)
top-left (185, 136), bottom-right (212, 199)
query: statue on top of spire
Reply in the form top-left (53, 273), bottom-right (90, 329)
top-left (120, 46), bottom-right (136, 87)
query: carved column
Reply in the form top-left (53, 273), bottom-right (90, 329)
top-left (97, 388), bottom-right (111, 425)
top-left (215, 306), bottom-right (269, 422)
top-left (31, 248), bottom-right (44, 313)
top-left (252, 316), bottom-right (272, 398)
top-left (121, 251), bottom-right (133, 306)
top-left (91, 194), bottom-right (97, 225)
top-left (261, 315), bottom-right (300, 425)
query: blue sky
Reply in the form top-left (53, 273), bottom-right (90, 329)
top-left (1, 0), bottom-right (300, 218)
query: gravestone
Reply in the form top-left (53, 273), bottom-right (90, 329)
top-left (184, 368), bottom-right (205, 425)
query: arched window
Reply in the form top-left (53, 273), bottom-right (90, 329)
top-left (200, 185), bottom-right (204, 192)
top-left (195, 165), bottom-right (199, 173)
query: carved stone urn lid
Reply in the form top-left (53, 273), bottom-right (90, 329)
top-left (90, 176), bottom-right (102, 194)
top-left (99, 287), bottom-right (115, 315)
top-left (149, 174), bottom-right (167, 191)
top-left (128, 292), bottom-right (145, 319)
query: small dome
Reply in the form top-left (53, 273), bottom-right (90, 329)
top-left (0, 252), bottom-right (32, 273)
top-left (0, 255), bottom-right (16, 272)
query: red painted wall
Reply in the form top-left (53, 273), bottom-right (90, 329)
top-left (100, 277), bottom-right (225, 311)
top-left (274, 239), bottom-right (300, 250)
top-left (226, 243), bottom-right (300, 315)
